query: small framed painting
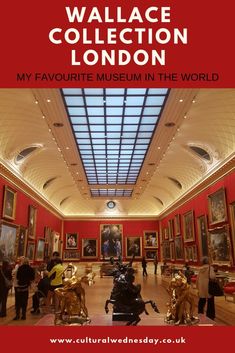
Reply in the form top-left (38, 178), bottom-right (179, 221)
top-left (28, 205), bottom-right (37, 239)
top-left (126, 236), bottom-right (142, 258)
top-left (35, 238), bottom-right (45, 261)
top-left (82, 238), bottom-right (98, 258)
top-left (183, 210), bottom-right (195, 242)
top-left (2, 186), bottom-right (17, 221)
top-left (143, 231), bottom-right (158, 248)
top-left (26, 241), bottom-right (35, 261)
top-left (65, 233), bottom-right (78, 250)
top-left (63, 250), bottom-right (80, 261)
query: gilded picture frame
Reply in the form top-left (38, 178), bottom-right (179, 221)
top-left (175, 236), bottom-right (184, 260)
top-left (162, 241), bottom-right (171, 261)
top-left (65, 232), bottom-right (78, 250)
top-left (174, 214), bottom-right (181, 235)
top-left (197, 214), bottom-right (209, 262)
top-left (168, 219), bottom-right (174, 241)
top-left (208, 187), bottom-right (227, 225)
top-left (17, 226), bottom-right (28, 258)
top-left (26, 241), bottom-right (35, 261)
top-left (183, 210), bottom-right (195, 242)
top-left (28, 205), bottom-right (37, 239)
top-left (126, 236), bottom-right (142, 259)
top-left (208, 225), bottom-right (231, 265)
top-left (144, 249), bottom-right (157, 261)
top-left (35, 238), bottom-right (45, 261)
top-left (81, 238), bottom-right (98, 258)
top-left (63, 250), bottom-right (80, 261)
top-left (0, 220), bottom-right (18, 262)
top-left (100, 224), bottom-right (123, 259)
top-left (143, 230), bottom-right (158, 248)
top-left (2, 185), bottom-right (17, 221)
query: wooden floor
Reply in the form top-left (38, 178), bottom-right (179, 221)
top-left (0, 263), bottom-right (234, 326)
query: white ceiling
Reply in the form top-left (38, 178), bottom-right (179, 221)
top-left (0, 88), bottom-right (235, 218)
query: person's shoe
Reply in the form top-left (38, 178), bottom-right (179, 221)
top-left (21, 316), bottom-right (26, 320)
top-left (36, 309), bottom-right (40, 314)
top-left (31, 309), bottom-right (36, 314)
top-left (13, 316), bottom-right (20, 320)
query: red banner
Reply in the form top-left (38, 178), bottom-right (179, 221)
top-left (0, 0), bottom-right (235, 87)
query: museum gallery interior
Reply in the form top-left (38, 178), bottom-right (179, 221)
top-left (0, 88), bottom-right (235, 326)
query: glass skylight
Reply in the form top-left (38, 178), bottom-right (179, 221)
top-left (62, 88), bottom-right (169, 194)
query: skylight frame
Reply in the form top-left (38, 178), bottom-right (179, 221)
top-left (61, 88), bottom-right (169, 195)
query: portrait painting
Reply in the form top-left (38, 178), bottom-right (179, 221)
top-left (143, 230), bottom-right (158, 248)
top-left (26, 241), bottom-right (35, 261)
top-left (208, 226), bottom-right (231, 265)
top-left (126, 236), bottom-right (142, 258)
top-left (2, 186), bottom-right (17, 221)
top-left (197, 215), bottom-right (209, 262)
top-left (174, 214), bottom-right (181, 235)
top-left (0, 221), bottom-right (18, 262)
top-left (100, 224), bottom-right (123, 259)
top-left (144, 249), bottom-right (157, 260)
top-left (208, 187), bottom-right (227, 225)
top-left (16, 226), bottom-right (28, 258)
top-left (65, 233), bottom-right (78, 249)
top-left (183, 210), bottom-right (195, 242)
top-left (82, 238), bottom-right (97, 258)
top-left (28, 205), bottom-right (37, 239)
top-left (175, 236), bottom-right (184, 260)
top-left (63, 250), bottom-right (80, 261)
top-left (35, 238), bottom-right (45, 261)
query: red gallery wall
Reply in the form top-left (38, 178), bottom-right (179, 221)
top-left (0, 175), bottom-right (62, 246)
top-left (160, 170), bottom-right (235, 267)
top-left (64, 219), bottom-right (159, 261)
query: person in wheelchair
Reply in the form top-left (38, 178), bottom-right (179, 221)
top-left (31, 270), bottom-right (50, 314)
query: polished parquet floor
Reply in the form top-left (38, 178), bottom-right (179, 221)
top-left (0, 263), bottom-right (234, 326)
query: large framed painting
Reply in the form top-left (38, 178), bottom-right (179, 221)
top-left (52, 232), bottom-right (61, 253)
top-left (162, 241), bottom-right (171, 261)
top-left (208, 226), bottom-right (231, 265)
top-left (26, 241), bottom-right (35, 261)
top-left (174, 214), bottom-right (181, 235)
top-left (144, 249), bottom-right (157, 261)
top-left (65, 233), bottom-right (78, 249)
top-left (175, 236), bottom-right (184, 260)
top-left (168, 219), bottom-right (174, 241)
top-left (17, 226), bottom-right (28, 258)
top-left (125, 236), bottom-right (142, 258)
top-left (229, 202), bottom-right (235, 264)
top-left (143, 230), bottom-right (158, 248)
top-left (35, 238), bottom-right (45, 261)
top-left (81, 238), bottom-right (98, 258)
top-left (208, 187), bottom-right (227, 225)
top-left (63, 250), bottom-right (80, 261)
top-left (170, 242), bottom-right (175, 260)
top-left (100, 224), bottom-right (123, 259)
top-left (0, 221), bottom-right (18, 262)
top-left (2, 186), bottom-right (17, 221)
top-left (183, 210), bottom-right (195, 242)
top-left (28, 205), bottom-right (37, 239)
top-left (197, 215), bottom-right (209, 262)
top-left (184, 246), bottom-right (193, 262)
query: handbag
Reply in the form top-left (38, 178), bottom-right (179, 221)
top-left (208, 267), bottom-right (224, 296)
top-left (1, 269), bottom-right (13, 289)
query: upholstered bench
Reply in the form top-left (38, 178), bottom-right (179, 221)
top-left (223, 282), bottom-right (235, 303)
